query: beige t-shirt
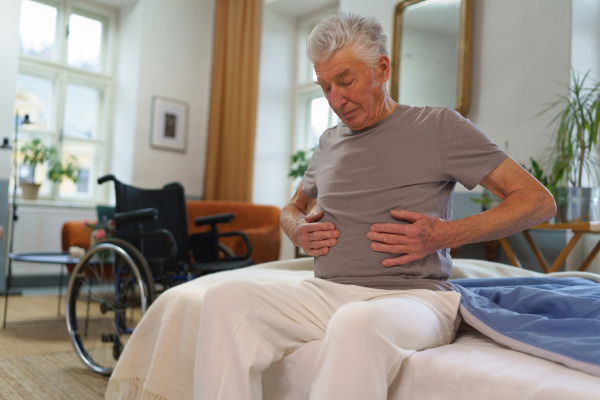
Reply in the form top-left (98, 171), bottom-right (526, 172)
top-left (302, 105), bottom-right (508, 291)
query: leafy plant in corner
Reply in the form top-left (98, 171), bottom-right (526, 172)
top-left (522, 157), bottom-right (565, 196)
top-left (540, 70), bottom-right (600, 187)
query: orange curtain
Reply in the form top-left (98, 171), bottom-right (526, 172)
top-left (204, 0), bottom-right (262, 201)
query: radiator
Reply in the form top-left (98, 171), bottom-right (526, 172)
top-left (8, 205), bottom-right (95, 277)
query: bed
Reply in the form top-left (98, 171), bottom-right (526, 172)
top-left (105, 258), bottom-right (600, 400)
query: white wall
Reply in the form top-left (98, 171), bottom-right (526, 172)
top-left (253, 6), bottom-right (295, 208)
top-left (110, 2), bottom-right (143, 185)
top-left (120, 0), bottom-right (215, 197)
top-left (572, 0), bottom-right (600, 81)
top-left (467, 0), bottom-right (571, 171)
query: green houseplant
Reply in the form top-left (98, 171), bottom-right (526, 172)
top-left (288, 147), bottom-right (315, 186)
top-left (541, 70), bottom-right (600, 222)
top-left (20, 138), bottom-right (81, 199)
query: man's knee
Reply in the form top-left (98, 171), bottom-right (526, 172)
top-left (325, 302), bottom-right (383, 345)
top-left (202, 280), bottom-right (261, 315)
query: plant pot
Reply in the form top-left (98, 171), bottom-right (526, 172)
top-left (554, 187), bottom-right (600, 223)
top-left (20, 182), bottom-right (41, 200)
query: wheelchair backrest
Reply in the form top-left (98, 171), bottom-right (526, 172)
top-left (111, 178), bottom-right (190, 265)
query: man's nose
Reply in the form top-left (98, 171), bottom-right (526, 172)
top-left (328, 86), bottom-right (347, 110)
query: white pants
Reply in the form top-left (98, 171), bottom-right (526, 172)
top-left (193, 278), bottom-right (461, 400)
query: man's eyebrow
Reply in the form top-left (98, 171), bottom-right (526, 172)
top-left (335, 69), bottom-right (350, 80)
top-left (314, 69), bottom-right (352, 86)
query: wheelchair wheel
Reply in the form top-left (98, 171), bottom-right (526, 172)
top-left (66, 238), bottom-right (155, 375)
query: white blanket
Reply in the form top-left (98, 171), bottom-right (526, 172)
top-left (105, 258), bottom-right (598, 400)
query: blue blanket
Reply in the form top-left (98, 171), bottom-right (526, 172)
top-left (452, 276), bottom-right (600, 377)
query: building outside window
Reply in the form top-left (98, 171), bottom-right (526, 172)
top-left (14, 0), bottom-right (116, 202)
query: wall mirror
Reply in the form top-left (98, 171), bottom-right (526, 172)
top-left (391, 0), bottom-right (473, 116)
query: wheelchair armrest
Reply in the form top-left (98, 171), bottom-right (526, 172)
top-left (194, 213), bottom-right (235, 227)
top-left (220, 231), bottom-right (253, 260)
top-left (113, 208), bottom-right (158, 225)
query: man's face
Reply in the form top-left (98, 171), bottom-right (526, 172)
top-left (314, 46), bottom-right (390, 131)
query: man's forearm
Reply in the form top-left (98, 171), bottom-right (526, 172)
top-left (280, 203), bottom-right (306, 245)
top-left (443, 188), bottom-right (556, 249)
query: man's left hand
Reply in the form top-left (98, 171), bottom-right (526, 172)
top-left (367, 210), bottom-right (448, 266)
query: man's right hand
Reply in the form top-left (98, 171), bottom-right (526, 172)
top-left (295, 210), bottom-right (339, 256)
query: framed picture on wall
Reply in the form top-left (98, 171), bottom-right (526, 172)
top-left (150, 96), bottom-right (188, 152)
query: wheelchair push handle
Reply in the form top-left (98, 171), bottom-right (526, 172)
top-left (98, 174), bottom-right (117, 185)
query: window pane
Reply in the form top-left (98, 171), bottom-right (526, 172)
top-left (15, 73), bottom-right (54, 131)
top-left (19, 0), bottom-right (57, 59)
top-left (63, 83), bottom-right (99, 139)
top-left (67, 14), bottom-right (103, 71)
top-left (58, 141), bottom-right (95, 197)
top-left (309, 97), bottom-right (329, 147)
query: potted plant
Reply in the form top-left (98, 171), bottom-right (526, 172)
top-left (288, 147), bottom-right (315, 187)
top-left (19, 138), bottom-right (81, 199)
top-left (541, 70), bottom-right (600, 223)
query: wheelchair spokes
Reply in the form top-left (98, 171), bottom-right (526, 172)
top-left (66, 240), bottom-right (155, 375)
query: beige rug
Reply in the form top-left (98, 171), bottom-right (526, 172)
top-left (1, 294), bottom-right (109, 399)
top-left (0, 350), bottom-right (108, 399)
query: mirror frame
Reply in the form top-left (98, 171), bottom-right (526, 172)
top-left (390, 0), bottom-right (473, 116)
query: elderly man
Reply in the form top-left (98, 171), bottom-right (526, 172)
top-left (194, 13), bottom-right (556, 400)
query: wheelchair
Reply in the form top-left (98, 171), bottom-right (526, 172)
top-left (65, 175), bottom-right (254, 375)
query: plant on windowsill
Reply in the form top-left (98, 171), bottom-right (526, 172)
top-left (538, 69), bottom-right (600, 222)
top-left (19, 138), bottom-right (81, 200)
top-left (288, 147), bottom-right (315, 188)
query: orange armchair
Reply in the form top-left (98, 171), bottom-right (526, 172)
top-left (62, 201), bottom-right (282, 266)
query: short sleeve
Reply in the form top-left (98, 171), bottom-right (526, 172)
top-left (301, 142), bottom-right (322, 199)
top-left (438, 108), bottom-right (508, 190)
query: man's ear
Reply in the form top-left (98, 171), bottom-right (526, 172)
top-left (378, 54), bottom-right (391, 83)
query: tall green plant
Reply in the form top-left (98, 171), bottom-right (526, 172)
top-left (542, 70), bottom-right (600, 187)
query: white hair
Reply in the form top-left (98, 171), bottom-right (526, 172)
top-left (306, 12), bottom-right (388, 66)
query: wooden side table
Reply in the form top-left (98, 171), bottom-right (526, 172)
top-left (499, 222), bottom-right (600, 273)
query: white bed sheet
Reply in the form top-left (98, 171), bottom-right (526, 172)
top-left (106, 258), bottom-right (600, 399)
top-left (263, 331), bottom-right (600, 400)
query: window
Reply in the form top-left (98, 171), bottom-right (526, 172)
top-left (14, 0), bottom-right (115, 202)
top-left (293, 11), bottom-right (339, 153)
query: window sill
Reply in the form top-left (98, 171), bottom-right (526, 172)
top-left (9, 198), bottom-right (97, 210)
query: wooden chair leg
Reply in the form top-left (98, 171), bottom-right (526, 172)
top-left (578, 239), bottom-right (600, 272)
top-left (548, 232), bottom-right (583, 273)
top-left (522, 230), bottom-right (550, 273)
top-left (498, 238), bottom-right (522, 269)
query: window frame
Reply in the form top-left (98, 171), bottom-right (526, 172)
top-left (15, 0), bottom-right (117, 204)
